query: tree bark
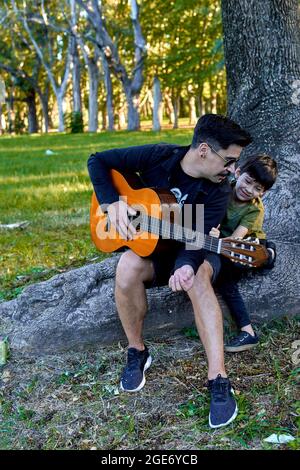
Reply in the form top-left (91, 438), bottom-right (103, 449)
top-left (0, 255), bottom-right (245, 354)
top-left (210, 79), bottom-right (217, 114)
top-left (197, 84), bottom-right (204, 117)
top-left (152, 76), bottom-right (162, 131)
top-left (188, 95), bottom-right (197, 125)
top-left (125, 86), bottom-right (140, 131)
top-left (38, 90), bottom-right (49, 134)
top-left (87, 59), bottom-right (100, 132)
top-left (101, 102), bottom-right (107, 131)
top-left (164, 90), bottom-right (175, 125)
top-left (71, 37), bottom-right (82, 114)
top-left (75, 31), bottom-right (101, 133)
top-left (0, 253), bottom-right (289, 355)
top-left (7, 86), bottom-right (15, 133)
top-left (171, 90), bottom-right (180, 129)
top-left (221, 0), bottom-right (300, 317)
top-left (0, 104), bottom-right (3, 134)
top-left (100, 47), bottom-right (115, 131)
top-left (26, 88), bottom-right (38, 133)
top-left (56, 93), bottom-right (66, 133)
top-left (70, 0), bottom-right (82, 115)
top-left (117, 95), bottom-right (126, 130)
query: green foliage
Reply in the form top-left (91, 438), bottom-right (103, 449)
top-left (65, 112), bottom-right (84, 134)
top-left (0, 0), bottom-right (227, 132)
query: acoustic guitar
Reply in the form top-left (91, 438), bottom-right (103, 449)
top-left (90, 169), bottom-right (269, 268)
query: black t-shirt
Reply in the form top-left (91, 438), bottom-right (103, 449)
top-left (169, 162), bottom-right (201, 208)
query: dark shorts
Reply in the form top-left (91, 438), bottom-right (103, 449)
top-left (144, 250), bottom-right (221, 289)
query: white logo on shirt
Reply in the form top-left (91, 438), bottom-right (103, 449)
top-left (170, 187), bottom-right (188, 208)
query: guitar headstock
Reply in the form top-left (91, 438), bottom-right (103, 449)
top-left (220, 237), bottom-right (269, 267)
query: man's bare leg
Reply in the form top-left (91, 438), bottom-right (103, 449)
top-left (115, 250), bottom-right (155, 351)
top-left (187, 260), bottom-right (226, 380)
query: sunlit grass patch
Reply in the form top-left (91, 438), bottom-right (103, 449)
top-left (0, 128), bottom-right (192, 299)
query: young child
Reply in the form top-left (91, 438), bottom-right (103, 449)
top-left (210, 154), bottom-right (278, 352)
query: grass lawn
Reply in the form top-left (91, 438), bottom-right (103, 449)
top-left (0, 128), bottom-right (192, 300)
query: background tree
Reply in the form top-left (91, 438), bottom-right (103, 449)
top-left (76, 0), bottom-right (147, 131)
top-left (0, 0), bottom-right (228, 133)
top-left (222, 0), bottom-right (300, 317)
top-left (11, 0), bottom-right (72, 132)
top-left (143, 0), bottom-right (225, 127)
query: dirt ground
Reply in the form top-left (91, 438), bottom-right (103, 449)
top-left (0, 317), bottom-right (299, 450)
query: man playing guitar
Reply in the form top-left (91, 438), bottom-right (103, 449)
top-left (87, 114), bottom-right (253, 428)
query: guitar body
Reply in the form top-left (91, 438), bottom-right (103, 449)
top-left (90, 170), bottom-right (178, 257)
top-left (90, 169), bottom-right (269, 267)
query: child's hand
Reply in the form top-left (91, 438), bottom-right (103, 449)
top-left (209, 224), bottom-right (220, 238)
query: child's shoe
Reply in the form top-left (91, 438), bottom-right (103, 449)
top-left (225, 331), bottom-right (259, 352)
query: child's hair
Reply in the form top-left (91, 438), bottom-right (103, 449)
top-left (239, 154), bottom-right (278, 190)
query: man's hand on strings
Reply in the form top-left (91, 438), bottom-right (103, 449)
top-left (107, 200), bottom-right (137, 240)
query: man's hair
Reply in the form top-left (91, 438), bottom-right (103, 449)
top-left (239, 154), bottom-right (278, 190)
top-left (191, 114), bottom-right (252, 150)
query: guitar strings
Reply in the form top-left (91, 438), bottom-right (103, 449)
top-left (139, 213), bottom-right (220, 253)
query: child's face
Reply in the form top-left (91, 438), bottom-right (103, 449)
top-left (234, 169), bottom-right (265, 201)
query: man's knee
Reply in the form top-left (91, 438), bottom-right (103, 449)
top-left (196, 260), bottom-right (214, 282)
top-left (187, 261), bottom-right (214, 296)
top-left (116, 250), bottom-right (154, 289)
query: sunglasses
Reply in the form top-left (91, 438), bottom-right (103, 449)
top-left (207, 144), bottom-right (240, 168)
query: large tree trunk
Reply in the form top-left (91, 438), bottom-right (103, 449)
top-left (0, 256), bottom-right (238, 355)
top-left (221, 0), bottom-right (300, 317)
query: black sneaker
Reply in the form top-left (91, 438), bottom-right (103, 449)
top-left (225, 331), bottom-right (259, 352)
top-left (120, 347), bottom-right (152, 392)
top-left (208, 374), bottom-right (238, 429)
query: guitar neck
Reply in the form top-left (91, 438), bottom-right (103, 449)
top-left (139, 214), bottom-right (221, 254)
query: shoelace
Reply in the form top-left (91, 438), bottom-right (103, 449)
top-left (229, 332), bottom-right (251, 345)
top-left (127, 349), bottom-right (144, 369)
top-left (208, 374), bottom-right (230, 403)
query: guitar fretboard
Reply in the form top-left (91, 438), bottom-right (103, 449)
top-left (139, 214), bottom-right (221, 254)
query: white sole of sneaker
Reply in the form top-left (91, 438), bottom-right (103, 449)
top-left (208, 388), bottom-right (238, 429)
top-left (225, 343), bottom-right (258, 352)
top-left (120, 355), bottom-right (152, 393)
